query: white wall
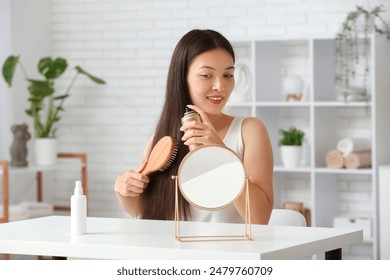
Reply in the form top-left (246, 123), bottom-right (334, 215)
top-left (0, 0), bottom-right (13, 160)
top-left (4, 0), bottom-right (390, 222)
top-left (0, 0), bottom-right (51, 158)
top-left (10, 0), bottom-right (52, 130)
top-left (0, 0), bottom-right (53, 206)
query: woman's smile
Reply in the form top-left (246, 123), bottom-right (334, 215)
top-left (207, 95), bottom-right (224, 104)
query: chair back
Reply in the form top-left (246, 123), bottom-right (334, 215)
top-left (268, 209), bottom-right (307, 226)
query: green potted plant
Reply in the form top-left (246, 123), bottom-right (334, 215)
top-left (2, 55), bottom-right (106, 165)
top-left (279, 127), bottom-right (305, 168)
top-left (335, 5), bottom-right (390, 102)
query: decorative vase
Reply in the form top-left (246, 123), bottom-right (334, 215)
top-left (280, 146), bottom-right (302, 168)
top-left (34, 138), bottom-right (57, 166)
top-left (229, 63), bottom-right (252, 102)
top-left (282, 75), bottom-right (304, 101)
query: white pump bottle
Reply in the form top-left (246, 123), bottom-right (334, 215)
top-left (71, 181), bottom-right (87, 235)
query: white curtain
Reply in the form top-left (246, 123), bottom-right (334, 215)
top-left (0, 0), bottom-right (14, 160)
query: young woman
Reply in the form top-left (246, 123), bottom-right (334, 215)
top-left (115, 29), bottom-right (274, 224)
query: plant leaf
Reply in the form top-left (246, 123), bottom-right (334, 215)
top-left (279, 127), bottom-right (305, 146)
top-left (75, 66), bottom-right (106, 84)
top-left (54, 94), bottom-right (70, 100)
top-left (25, 109), bottom-right (33, 117)
top-left (33, 114), bottom-right (45, 138)
top-left (27, 79), bottom-right (54, 98)
top-left (38, 57), bottom-right (68, 80)
top-left (2, 55), bottom-right (20, 86)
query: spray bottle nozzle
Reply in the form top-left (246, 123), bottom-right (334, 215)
top-left (74, 181), bottom-right (83, 195)
top-left (183, 107), bottom-right (197, 118)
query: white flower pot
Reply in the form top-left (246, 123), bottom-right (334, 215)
top-left (280, 146), bottom-right (302, 168)
top-left (282, 75), bottom-right (304, 101)
top-left (34, 138), bottom-right (58, 166)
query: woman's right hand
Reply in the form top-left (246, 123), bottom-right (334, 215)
top-left (114, 162), bottom-right (150, 197)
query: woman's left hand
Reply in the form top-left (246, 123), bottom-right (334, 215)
top-left (180, 104), bottom-right (225, 147)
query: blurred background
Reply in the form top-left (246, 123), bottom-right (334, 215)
top-left (1, 0), bottom-right (390, 259)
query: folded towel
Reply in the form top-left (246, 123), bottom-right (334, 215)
top-left (0, 204), bottom-right (29, 221)
top-left (0, 201), bottom-right (54, 222)
top-left (345, 151), bottom-right (372, 169)
top-left (337, 138), bottom-right (371, 156)
top-left (325, 150), bottom-right (344, 168)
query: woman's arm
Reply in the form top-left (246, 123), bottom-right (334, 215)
top-left (234, 117), bottom-right (274, 224)
top-left (114, 136), bottom-right (153, 217)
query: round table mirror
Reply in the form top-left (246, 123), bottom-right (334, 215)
top-left (177, 145), bottom-right (246, 210)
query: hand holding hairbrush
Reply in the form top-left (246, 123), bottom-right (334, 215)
top-left (138, 136), bottom-right (178, 176)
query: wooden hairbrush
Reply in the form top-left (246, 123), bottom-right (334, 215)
top-left (140, 136), bottom-right (178, 175)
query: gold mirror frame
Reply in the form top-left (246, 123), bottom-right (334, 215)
top-left (172, 145), bottom-right (251, 242)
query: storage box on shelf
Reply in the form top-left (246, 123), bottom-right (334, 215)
top-left (226, 34), bottom-right (390, 259)
top-left (333, 216), bottom-right (372, 237)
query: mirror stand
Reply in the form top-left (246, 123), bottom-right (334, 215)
top-left (172, 175), bottom-right (252, 242)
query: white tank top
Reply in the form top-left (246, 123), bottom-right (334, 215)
top-left (190, 117), bottom-right (246, 223)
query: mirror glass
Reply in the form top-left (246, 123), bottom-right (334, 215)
top-left (178, 145), bottom-right (246, 210)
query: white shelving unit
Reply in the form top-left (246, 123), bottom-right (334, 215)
top-left (227, 35), bottom-right (390, 259)
top-left (379, 166), bottom-right (390, 259)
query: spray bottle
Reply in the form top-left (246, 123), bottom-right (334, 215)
top-left (71, 181), bottom-right (87, 235)
top-left (181, 107), bottom-right (202, 151)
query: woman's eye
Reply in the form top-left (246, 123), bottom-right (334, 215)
top-left (201, 74), bottom-right (212, 78)
top-left (224, 74), bottom-right (234, 78)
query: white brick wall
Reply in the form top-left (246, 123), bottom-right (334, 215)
top-left (48, 0), bottom-right (390, 223)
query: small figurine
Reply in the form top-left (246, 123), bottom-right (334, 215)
top-left (10, 123), bottom-right (31, 167)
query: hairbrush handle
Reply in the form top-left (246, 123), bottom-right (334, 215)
top-left (136, 161), bottom-right (147, 174)
top-left (141, 162), bottom-right (153, 176)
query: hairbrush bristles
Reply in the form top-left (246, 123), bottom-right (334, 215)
top-left (159, 138), bottom-right (178, 171)
top-left (140, 136), bottom-right (179, 176)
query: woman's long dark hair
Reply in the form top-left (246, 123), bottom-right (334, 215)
top-left (140, 29), bottom-right (235, 220)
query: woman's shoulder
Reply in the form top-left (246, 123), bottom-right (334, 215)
top-left (242, 116), bottom-right (266, 129)
top-left (241, 117), bottom-right (269, 140)
top-left (222, 114), bottom-right (268, 136)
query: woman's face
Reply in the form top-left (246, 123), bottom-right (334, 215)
top-left (186, 48), bottom-right (235, 115)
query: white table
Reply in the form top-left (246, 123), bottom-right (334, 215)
top-left (0, 216), bottom-right (362, 260)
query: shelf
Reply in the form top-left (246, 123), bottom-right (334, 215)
top-left (315, 168), bottom-right (373, 175)
top-left (0, 165), bottom-right (57, 175)
top-left (363, 237), bottom-right (374, 243)
top-left (274, 167), bottom-right (373, 175)
top-left (230, 35), bottom-right (390, 259)
top-left (225, 102), bottom-right (253, 107)
top-left (0, 163), bottom-right (85, 175)
top-left (313, 101), bottom-right (372, 107)
top-left (255, 101), bottom-right (311, 107)
top-left (274, 166), bottom-right (311, 173)
top-left (1, 153), bottom-right (88, 224)
top-left (228, 101), bottom-right (371, 108)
